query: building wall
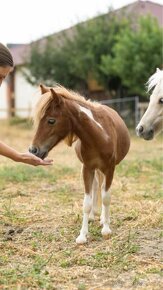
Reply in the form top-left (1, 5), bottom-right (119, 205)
top-left (14, 68), bottom-right (39, 118)
top-left (0, 81), bottom-right (8, 119)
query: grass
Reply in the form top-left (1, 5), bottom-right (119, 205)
top-left (0, 165), bottom-right (52, 182)
top-left (117, 158), bottom-right (163, 180)
top-left (0, 121), bottom-right (162, 289)
top-left (0, 164), bottom-right (76, 183)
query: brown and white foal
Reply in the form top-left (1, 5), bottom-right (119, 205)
top-left (29, 84), bottom-right (130, 244)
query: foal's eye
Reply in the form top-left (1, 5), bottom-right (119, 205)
top-left (48, 119), bottom-right (56, 125)
top-left (159, 98), bottom-right (163, 104)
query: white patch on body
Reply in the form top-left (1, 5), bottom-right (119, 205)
top-left (79, 105), bottom-right (103, 129)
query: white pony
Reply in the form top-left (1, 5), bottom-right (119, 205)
top-left (136, 68), bottom-right (163, 140)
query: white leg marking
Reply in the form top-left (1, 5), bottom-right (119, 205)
top-left (100, 204), bottom-right (105, 225)
top-left (100, 204), bottom-right (111, 225)
top-left (101, 182), bottom-right (111, 236)
top-left (76, 194), bottom-right (92, 244)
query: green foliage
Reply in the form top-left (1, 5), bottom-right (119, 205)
top-left (26, 14), bottom-right (162, 97)
top-left (26, 14), bottom-right (129, 91)
top-left (109, 16), bottom-right (162, 95)
top-left (0, 165), bottom-right (52, 182)
top-left (26, 37), bottom-right (58, 86)
top-left (62, 15), bottom-right (129, 90)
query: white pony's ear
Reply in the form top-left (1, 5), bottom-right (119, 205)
top-left (156, 68), bottom-right (160, 73)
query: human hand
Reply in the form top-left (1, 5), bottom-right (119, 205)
top-left (19, 152), bottom-right (53, 166)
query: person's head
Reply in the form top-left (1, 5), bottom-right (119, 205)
top-left (0, 43), bottom-right (14, 86)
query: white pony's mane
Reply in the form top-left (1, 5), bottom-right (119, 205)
top-left (147, 68), bottom-right (163, 92)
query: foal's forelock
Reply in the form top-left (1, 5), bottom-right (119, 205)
top-left (33, 92), bottom-right (53, 128)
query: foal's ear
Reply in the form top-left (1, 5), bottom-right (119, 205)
top-left (50, 88), bottom-right (63, 106)
top-left (40, 84), bottom-right (50, 94)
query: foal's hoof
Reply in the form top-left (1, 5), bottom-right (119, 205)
top-left (100, 219), bottom-right (104, 226)
top-left (101, 226), bottom-right (112, 238)
top-left (89, 213), bottom-right (95, 221)
top-left (76, 235), bottom-right (87, 244)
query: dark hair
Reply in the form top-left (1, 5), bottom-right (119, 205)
top-left (0, 43), bottom-right (14, 67)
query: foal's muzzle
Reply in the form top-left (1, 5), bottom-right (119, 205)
top-left (29, 146), bottom-right (38, 155)
top-left (136, 125), bottom-right (154, 140)
top-left (29, 146), bottom-right (48, 159)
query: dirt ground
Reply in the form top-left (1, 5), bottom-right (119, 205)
top-left (0, 120), bottom-right (162, 289)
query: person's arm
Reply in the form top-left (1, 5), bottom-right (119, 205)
top-left (0, 141), bottom-right (53, 166)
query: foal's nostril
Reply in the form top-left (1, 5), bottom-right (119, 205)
top-left (138, 125), bottom-right (144, 133)
top-left (29, 146), bottom-right (39, 155)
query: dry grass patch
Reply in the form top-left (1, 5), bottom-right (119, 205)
top-left (0, 121), bottom-right (162, 289)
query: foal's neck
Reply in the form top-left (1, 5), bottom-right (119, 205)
top-left (66, 100), bottom-right (103, 145)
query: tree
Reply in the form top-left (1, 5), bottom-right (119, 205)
top-left (26, 14), bottom-right (162, 98)
top-left (26, 13), bottom-right (129, 93)
top-left (101, 16), bottom-right (162, 96)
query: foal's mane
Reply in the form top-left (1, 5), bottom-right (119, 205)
top-left (146, 69), bottom-right (163, 92)
top-left (54, 85), bottom-right (95, 106)
top-left (33, 85), bottom-right (98, 126)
